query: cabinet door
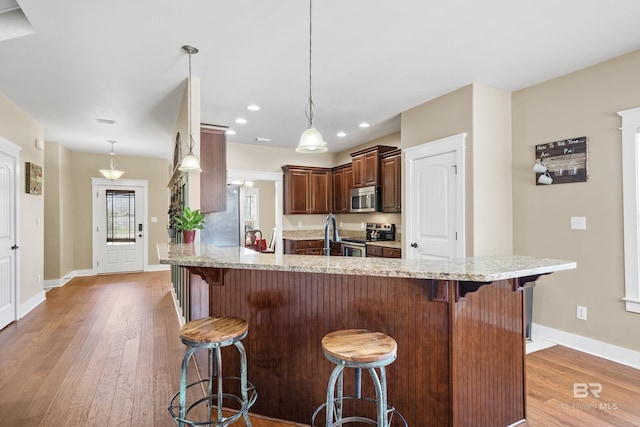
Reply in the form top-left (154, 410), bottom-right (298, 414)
top-left (344, 167), bottom-right (353, 212)
top-left (381, 155), bottom-right (401, 212)
top-left (366, 245), bottom-right (383, 257)
top-left (200, 128), bottom-right (227, 213)
top-left (383, 247), bottom-right (402, 258)
top-left (362, 151), bottom-right (379, 186)
top-left (352, 155), bottom-right (365, 187)
top-left (309, 170), bottom-right (331, 214)
top-left (332, 168), bottom-right (346, 213)
top-left (284, 168), bottom-right (310, 214)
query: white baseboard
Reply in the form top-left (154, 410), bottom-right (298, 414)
top-left (147, 264), bottom-right (170, 272)
top-left (169, 286), bottom-right (186, 326)
top-left (18, 290), bottom-right (46, 319)
top-left (532, 323), bottom-right (640, 370)
top-left (43, 269), bottom-right (96, 289)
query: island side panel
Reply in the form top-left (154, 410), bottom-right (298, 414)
top-left (450, 279), bottom-right (526, 427)
top-left (191, 268), bottom-right (451, 426)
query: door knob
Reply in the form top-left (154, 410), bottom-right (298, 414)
top-left (11, 245), bottom-right (19, 250)
top-left (410, 242), bottom-right (418, 248)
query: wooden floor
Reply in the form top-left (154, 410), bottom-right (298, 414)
top-left (0, 271), bottom-right (638, 426)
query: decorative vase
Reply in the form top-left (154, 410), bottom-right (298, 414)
top-left (182, 230), bottom-right (196, 244)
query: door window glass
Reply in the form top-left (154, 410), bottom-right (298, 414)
top-left (106, 189), bottom-right (136, 244)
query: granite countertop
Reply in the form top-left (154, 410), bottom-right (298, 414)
top-left (158, 243), bottom-right (575, 281)
top-left (366, 240), bottom-right (402, 249)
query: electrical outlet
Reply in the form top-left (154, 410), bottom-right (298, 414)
top-left (571, 216), bottom-right (587, 230)
top-left (576, 305), bottom-right (587, 320)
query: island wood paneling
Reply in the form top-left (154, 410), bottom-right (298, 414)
top-left (189, 268), bottom-right (529, 426)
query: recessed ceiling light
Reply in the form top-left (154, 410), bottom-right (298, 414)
top-left (255, 137), bottom-right (271, 142)
top-left (246, 104), bottom-right (261, 111)
top-left (96, 118), bottom-right (117, 125)
top-left (358, 122), bottom-right (370, 128)
top-left (225, 129), bottom-right (236, 135)
top-left (235, 118), bottom-right (247, 124)
top-left (336, 131), bottom-right (346, 137)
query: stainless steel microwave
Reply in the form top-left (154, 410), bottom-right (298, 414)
top-left (350, 186), bottom-right (380, 213)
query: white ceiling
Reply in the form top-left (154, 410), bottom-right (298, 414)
top-left (1, 0), bottom-right (639, 160)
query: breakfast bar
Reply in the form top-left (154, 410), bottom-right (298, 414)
top-left (158, 243), bottom-right (575, 426)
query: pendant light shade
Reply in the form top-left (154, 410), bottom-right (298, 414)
top-left (178, 45), bottom-right (202, 172)
top-left (296, 0), bottom-right (327, 154)
top-left (99, 140), bottom-right (125, 180)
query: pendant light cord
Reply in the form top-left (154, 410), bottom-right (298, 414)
top-left (187, 49), bottom-right (194, 153)
top-left (306, 0), bottom-right (315, 126)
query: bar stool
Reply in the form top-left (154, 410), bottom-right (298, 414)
top-left (169, 316), bottom-right (257, 426)
top-left (311, 329), bottom-right (407, 427)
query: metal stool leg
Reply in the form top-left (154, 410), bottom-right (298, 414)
top-left (234, 341), bottom-right (252, 427)
top-left (367, 367), bottom-right (387, 427)
top-left (325, 362), bottom-right (345, 426)
top-left (179, 346), bottom-right (198, 427)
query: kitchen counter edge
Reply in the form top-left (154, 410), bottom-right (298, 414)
top-left (157, 243), bottom-right (576, 282)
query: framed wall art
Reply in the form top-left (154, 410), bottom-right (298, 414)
top-left (535, 136), bottom-right (588, 185)
top-left (25, 162), bottom-right (43, 195)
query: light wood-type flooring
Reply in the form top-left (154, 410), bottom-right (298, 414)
top-left (0, 271), bottom-right (638, 426)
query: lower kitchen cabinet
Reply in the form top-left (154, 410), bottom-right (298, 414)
top-left (367, 245), bottom-right (402, 258)
top-left (284, 239), bottom-right (324, 255)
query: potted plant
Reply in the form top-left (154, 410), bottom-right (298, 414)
top-left (173, 206), bottom-right (205, 244)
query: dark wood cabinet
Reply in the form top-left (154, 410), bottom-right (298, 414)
top-left (331, 163), bottom-right (352, 214)
top-left (283, 166), bottom-right (332, 215)
top-left (350, 145), bottom-right (396, 188)
top-left (380, 149), bottom-right (401, 213)
top-left (284, 239), bottom-right (324, 255)
top-left (367, 244), bottom-right (401, 258)
top-left (200, 127), bottom-right (227, 213)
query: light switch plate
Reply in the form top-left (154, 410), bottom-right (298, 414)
top-left (571, 216), bottom-right (586, 230)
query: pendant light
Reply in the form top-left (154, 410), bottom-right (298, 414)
top-left (296, 0), bottom-right (327, 153)
top-left (178, 45), bottom-right (203, 172)
top-left (99, 140), bottom-right (125, 180)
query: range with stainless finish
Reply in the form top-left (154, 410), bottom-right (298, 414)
top-left (350, 186), bottom-right (380, 213)
top-left (341, 223), bottom-right (396, 258)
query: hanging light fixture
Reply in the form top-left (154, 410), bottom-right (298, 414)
top-left (296, 0), bottom-right (327, 153)
top-left (178, 45), bottom-right (203, 172)
top-left (99, 140), bottom-right (125, 180)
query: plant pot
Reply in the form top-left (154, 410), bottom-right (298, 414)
top-left (182, 230), bottom-right (196, 244)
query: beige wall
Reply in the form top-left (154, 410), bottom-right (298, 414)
top-left (0, 92), bottom-right (45, 305)
top-left (512, 49), bottom-right (640, 352)
top-left (253, 180), bottom-right (276, 237)
top-left (68, 151), bottom-right (169, 271)
top-left (333, 132), bottom-right (401, 166)
top-left (43, 142), bottom-right (74, 280)
top-left (227, 142), bottom-right (336, 172)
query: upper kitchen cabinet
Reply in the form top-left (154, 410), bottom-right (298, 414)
top-left (350, 145), bottom-right (397, 187)
top-left (200, 126), bottom-right (227, 213)
top-left (380, 149), bottom-right (401, 213)
top-left (282, 165), bottom-right (332, 214)
top-left (331, 163), bottom-right (352, 214)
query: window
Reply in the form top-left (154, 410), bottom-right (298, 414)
top-left (618, 107), bottom-right (640, 314)
top-left (105, 189), bottom-right (136, 244)
top-left (242, 187), bottom-right (259, 233)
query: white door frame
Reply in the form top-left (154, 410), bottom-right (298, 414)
top-left (403, 133), bottom-right (466, 258)
top-left (0, 136), bottom-right (21, 325)
top-left (227, 169), bottom-right (283, 255)
top-left (91, 178), bottom-right (149, 273)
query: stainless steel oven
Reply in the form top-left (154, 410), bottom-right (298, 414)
top-left (341, 239), bottom-right (366, 257)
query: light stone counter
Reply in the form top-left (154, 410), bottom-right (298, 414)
top-left (158, 243), bottom-right (575, 281)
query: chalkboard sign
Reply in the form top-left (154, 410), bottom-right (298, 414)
top-left (535, 136), bottom-right (588, 185)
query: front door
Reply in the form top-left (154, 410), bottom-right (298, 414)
top-left (92, 179), bottom-right (146, 274)
top-left (405, 133), bottom-right (465, 260)
top-left (0, 138), bottom-right (19, 330)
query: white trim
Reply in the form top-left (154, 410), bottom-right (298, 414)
top-left (147, 264), bottom-right (170, 272)
top-left (91, 178), bottom-right (149, 273)
top-left (618, 107), bottom-right (640, 314)
top-left (227, 169), bottom-right (284, 255)
top-left (18, 290), bottom-right (46, 319)
top-left (170, 286), bottom-right (186, 326)
top-left (43, 269), bottom-right (98, 289)
top-left (532, 323), bottom-right (640, 370)
top-left (403, 133), bottom-right (466, 258)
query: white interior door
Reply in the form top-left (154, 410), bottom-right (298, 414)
top-left (93, 180), bottom-right (146, 274)
top-left (405, 133), bottom-right (465, 260)
top-left (0, 141), bottom-right (19, 330)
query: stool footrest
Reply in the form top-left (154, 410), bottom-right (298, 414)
top-left (169, 376), bottom-right (257, 426)
top-left (311, 396), bottom-right (407, 427)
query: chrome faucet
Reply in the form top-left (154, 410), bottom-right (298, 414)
top-left (323, 213), bottom-right (340, 256)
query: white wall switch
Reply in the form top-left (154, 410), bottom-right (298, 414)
top-left (151, 217), bottom-right (158, 223)
top-left (571, 216), bottom-right (587, 230)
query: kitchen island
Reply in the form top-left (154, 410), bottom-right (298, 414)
top-left (158, 243), bottom-right (575, 427)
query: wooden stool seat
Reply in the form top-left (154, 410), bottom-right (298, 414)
top-left (322, 329), bottom-right (397, 364)
top-left (180, 316), bottom-right (248, 347)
